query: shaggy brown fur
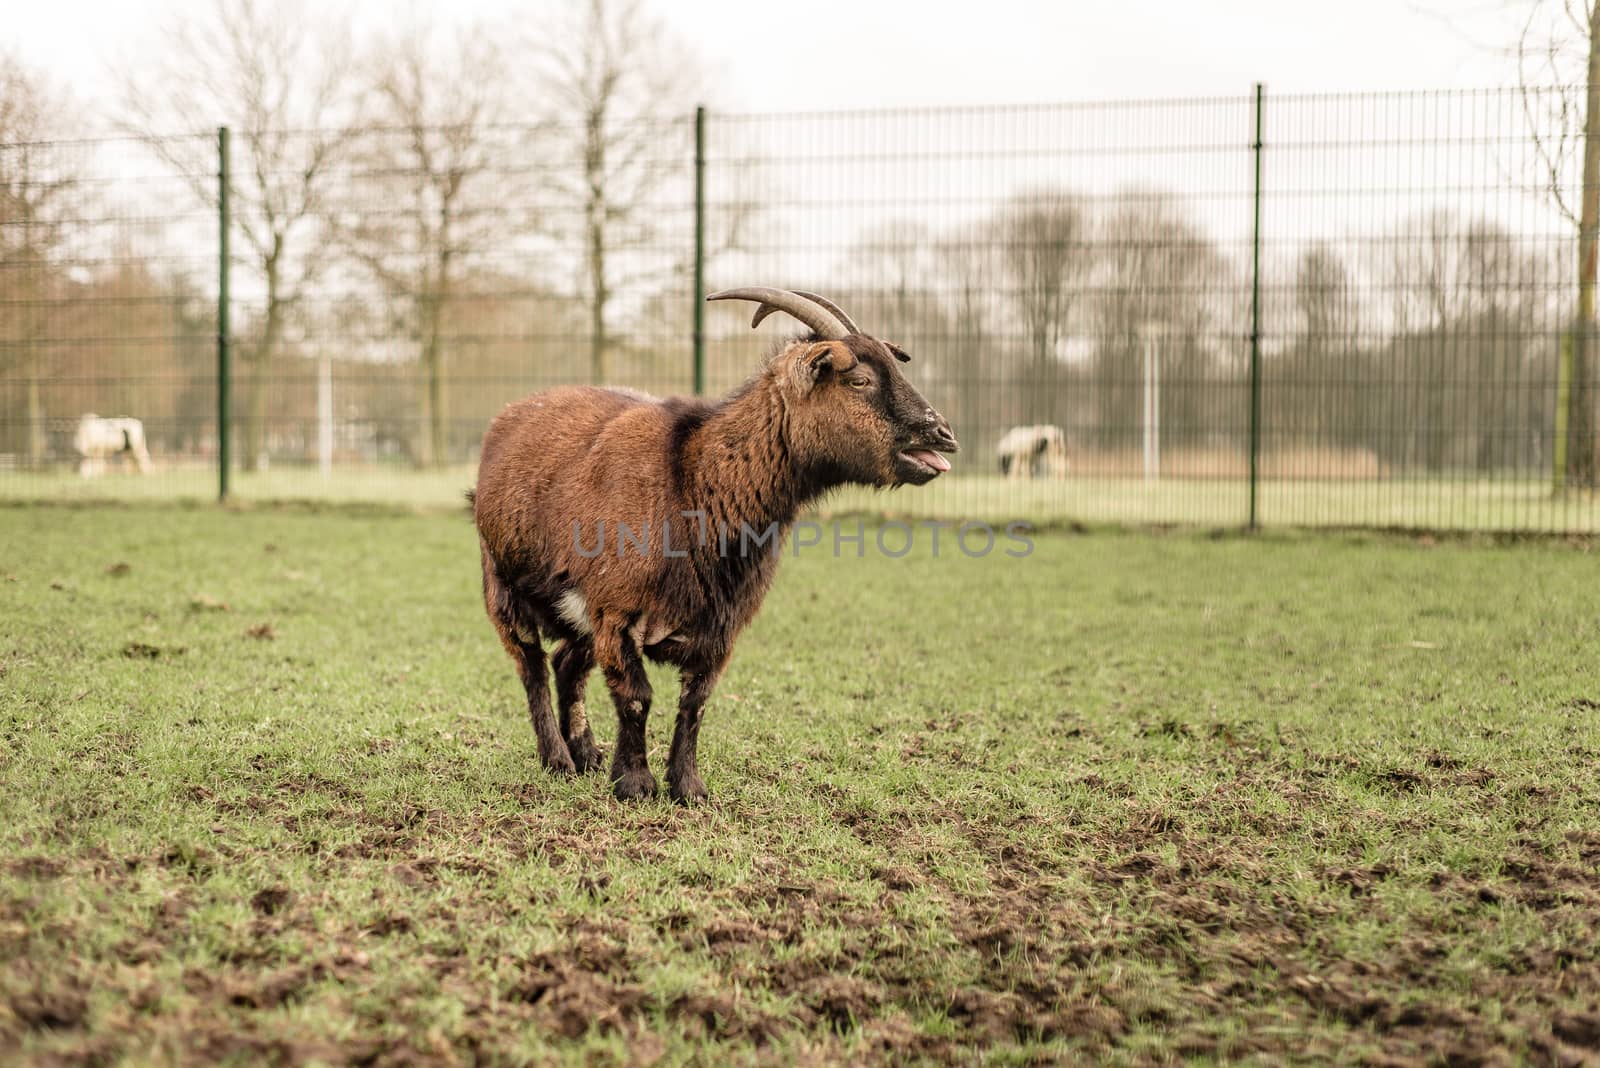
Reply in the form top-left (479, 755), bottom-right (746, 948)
top-left (473, 334), bottom-right (957, 802)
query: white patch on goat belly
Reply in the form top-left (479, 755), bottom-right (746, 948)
top-left (556, 590), bottom-right (592, 634)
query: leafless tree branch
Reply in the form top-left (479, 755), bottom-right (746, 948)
top-left (109, 0), bottom-right (359, 468)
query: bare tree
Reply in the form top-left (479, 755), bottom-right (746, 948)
top-left (1387, 211), bottom-right (1469, 336)
top-left (1377, 212), bottom-right (1555, 471)
top-left (1293, 244), bottom-right (1357, 352)
top-left (934, 226), bottom-right (998, 447)
top-left (0, 52), bottom-right (78, 465)
top-left (847, 220), bottom-right (946, 344)
top-left (1517, 0), bottom-right (1600, 487)
top-left (1091, 195), bottom-right (1235, 451)
top-left (534, 0), bottom-right (705, 385)
top-left (1382, 212), bottom-right (1471, 470)
top-left (995, 189), bottom-right (1089, 424)
top-left (1462, 221), bottom-right (1557, 472)
top-left (338, 22), bottom-right (513, 466)
top-left (1285, 244), bottom-right (1360, 447)
top-left (114, 0), bottom-right (357, 470)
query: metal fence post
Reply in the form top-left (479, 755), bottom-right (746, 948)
top-left (1248, 85), bottom-right (1264, 531)
top-left (217, 126), bottom-right (232, 503)
top-left (692, 105), bottom-right (707, 396)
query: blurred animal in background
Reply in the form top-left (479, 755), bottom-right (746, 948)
top-left (74, 415), bottom-right (152, 477)
top-left (996, 424), bottom-right (1067, 479)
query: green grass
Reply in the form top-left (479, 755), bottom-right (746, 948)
top-left (2, 505), bottom-right (1599, 1064)
top-left (6, 466), bottom-right (1600, 533)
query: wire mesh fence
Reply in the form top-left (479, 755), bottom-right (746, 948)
top-left (0, 135), bottom-right (219, 495)
top-left (2, 88), bottom-right (1596, 531)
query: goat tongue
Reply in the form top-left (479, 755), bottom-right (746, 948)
top-left (905, 449), bottom-right (951, 473)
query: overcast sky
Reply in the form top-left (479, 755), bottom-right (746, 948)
top-left (7, 0), bottom-right (1544, 118)
top-left (7, 0), bottom-right (1573, 310)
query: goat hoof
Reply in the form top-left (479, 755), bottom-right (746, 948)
top-left (669, 775), bottom-right (708, 805)
top-left (567, 735), bottom-right (606, 774)
top-left (612, 768), bottom-right (658, 801)
top-left (542, 749), bottom-right (577, 775)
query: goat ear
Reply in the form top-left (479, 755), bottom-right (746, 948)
top-left (790, 341), bottom-right (855, 394)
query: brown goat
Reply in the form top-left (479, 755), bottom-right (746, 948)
top-left (472, 289), bottom-right (958, 802)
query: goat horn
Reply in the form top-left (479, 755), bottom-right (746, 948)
top-left (793, 291), bottom-right (911, 362)
top-left (706, 287), bottom-right (849, 340)
top-left (791, 291), bottom-right (861, 334)
top-left (747, 290), bottom-right (863, 335)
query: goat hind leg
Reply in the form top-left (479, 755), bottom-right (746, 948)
top-left (553, 639), bottom-right (604, 773)
top-left (514, 636), bottom-right (574, 773)
top-left (483, 563), bottom-right (574, 773)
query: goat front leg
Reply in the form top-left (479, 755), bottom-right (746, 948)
top-left (666, 662), bottom-right (726, 804)
top-left (595, 618), bottom-right (656, 801)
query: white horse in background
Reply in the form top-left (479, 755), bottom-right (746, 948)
top-left (996, 424), bottom-right (1068, 480)
top-left (74, 415), bottom-right (152, 477)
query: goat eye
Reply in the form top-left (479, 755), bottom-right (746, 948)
top-left (848, 377), bottom-right (870, 389)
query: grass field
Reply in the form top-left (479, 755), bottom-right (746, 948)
top-left (3, 505), bottom-right (1600, 1064)
top-left (5, 466), bottom-right (1600, 533)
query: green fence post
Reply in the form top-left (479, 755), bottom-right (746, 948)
top-left (217, 126), bottom-right (231, 503)
top-left (692, 105), bottom-right (707, 396)
top-left (1248, 85), bottom-right (1264, 531)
